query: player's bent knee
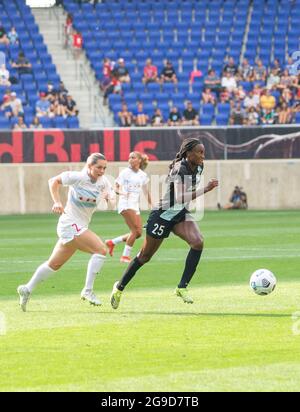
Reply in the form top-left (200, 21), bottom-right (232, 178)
top-left (48, 262), bottom-right (62, 271)
top-left (135, 229), bottom-right (142, 239)
top-left (191, 237), bottom-right (204, 250)
top-left (139, 254), bottom-right (152, 264)
top-left (97, 246), bottom-right (107, 256)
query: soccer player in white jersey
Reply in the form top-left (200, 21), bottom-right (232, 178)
top-left (17, 153), bottom-right (115, 312)
top-left (106, 151), bottom-right (152, 263)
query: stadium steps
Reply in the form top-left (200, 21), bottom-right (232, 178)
top-left (31, 7), bottom-right (112, 128)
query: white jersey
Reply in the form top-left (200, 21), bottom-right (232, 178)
top-left (116, 167), bottom-right (149, 209)
top-left (60, 169), bottom-right (114, 228)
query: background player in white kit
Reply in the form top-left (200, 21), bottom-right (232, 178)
top-left (106, 151), bottom-right (152, 263)
top-left (17, 153), bottom-right (115, 312)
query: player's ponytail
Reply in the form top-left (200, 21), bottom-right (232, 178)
top-left (132, 151), bottom-right (149, 171)
top-left (140, 153), bottom-right (149, 170)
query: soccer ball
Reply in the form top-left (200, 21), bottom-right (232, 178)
top-left (250, 269), bottom-right (277, 296)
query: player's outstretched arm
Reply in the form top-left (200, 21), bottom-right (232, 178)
top-left (48, 175), bottom-right (65, 214)
top-left (175, 178), bottom-right (219, 204)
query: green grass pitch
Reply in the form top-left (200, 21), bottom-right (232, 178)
top-left (0, 210), bottom-right (300, 392)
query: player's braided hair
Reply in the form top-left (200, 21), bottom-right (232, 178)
top-left (169, 138), bottom-right (201, 171)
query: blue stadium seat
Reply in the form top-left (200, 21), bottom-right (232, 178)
top-left (295, 113), bottom-right (300, 124)
top-left (39, 117), bottom-right (53, 128)
top-left (0, 118), bottom-right (11, 130)
top-left (200, 114), bottom-right (214, 125)
top-left (53, 117), bottom-right (68, 129)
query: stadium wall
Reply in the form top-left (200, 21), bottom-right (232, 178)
top-left (0, 159), bottom-right (299, 215)
top-left (1, 126), bottom-right (300, 163)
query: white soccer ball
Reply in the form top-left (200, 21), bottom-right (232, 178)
top-left (250, 269), bottom-right (277, 296)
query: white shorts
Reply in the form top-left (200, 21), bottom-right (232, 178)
top-left (57, 216), bottom-right (88, 245)
top-left (118, 200), bottom-right (140, 215)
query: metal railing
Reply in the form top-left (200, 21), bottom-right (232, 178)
top-left (75, 60), bottom-right (103, 125)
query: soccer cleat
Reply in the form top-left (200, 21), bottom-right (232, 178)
top-left (81, 289), bottom-right (102, 306)
top-left (110, 281), bottom-right (123, 309)
top-left (105, 240), bottom-right (115, 257)
top-left (175, 287), bottom-right (194, 304)
top-left (17, 285), bottom-right (31, 312)
top-left (120, 256), bottom-right (131, 264)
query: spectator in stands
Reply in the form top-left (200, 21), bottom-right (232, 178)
top-left (8, 92), bottom-right (23, 118)
top-left (261, 108), bottom-right (276, 125)
top-left (72, 30), bottom-right (83, 59)
top-left (267, 68), bottom-right (281, 90)
top-left (65, 94), bottom-right (78, 117)
top-left (271, 58), bottom-right (282, 76)
top-left (219, 88), bottom-right (231, 103)
top-left (239, 58), bottom-right (254, 81)
top-left (58, 81), bottom-right (68, 94)
top-left (100, 57), bottom-right (113, 91)
top-left (246, 107), bottom-right (260, 125)
top-left (0, 90), bottom-right (12, 117)
top-left (36, 92), bottom-right (51, 117)
top-left (11, 52), bottom-right (32, 75)
top-left (286, 56), bottom-right (295, 76)
top-left (160, 60), bottom-right (178, 84)
top-left (0, 23), bottom-right (10, 45)
top-left (243, 90), bottom-right (260, 110)
top-left (234, 85), bottom-right (246, 101)
top-left (281, 87), bottom-right (293, 106)
top-left (168, 106), bottom-right (182, 126)
top-left (151, 108), bottom-right (164, 126)
top-left (64, 13), bottom-right (73, 48)
top-left (45, 82), bottom-right (55, 100)
top-left (133, 102), bottom-right (149, 127)
top-left (49, 98), bottom-right (67, 118)
top-left (118, 103), bottom-right (134, 127)
top-left (8, 27), bottom-right (19, 45)
top-left (277, 69), bottom-right (294, 91)
top-left (223, 57), bottom-right (238, 77)
top-left (29, 116), bottom-right (43, 129)
top-left (202, 87), bottom-right (216, 104)
top-left (221, 71), bottom-right (238, 94)
top-left (0, 64), bottom-right (11, 87)
top-left (182, 101), bottom-right (199, 126)
top-left (113, 58), bottom-right (131, 84)
top-left (230, 102), bottom-right (246, 125)
top-left (260, 89), bottom-right (276, 111)
top-left (103, 75), bottom-right (122, 105)
top-left (277, 102), bottom-right (292, 124)
top-left (254, 59), bottom-right (267, 82)
top-left (13, 115), bottom-right (27, 130)
top-left (189, 67), bottom-right (203, 85)
top-left (253, 83), bottom-right (263, 102)
top-left (204, 69), bottom-right (222, 94)
top-left (142, 58), bottom-right (159, 84)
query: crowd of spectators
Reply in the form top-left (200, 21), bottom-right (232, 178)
top-left (100, 53), bottom-right (300, 127)
top-left (0, 16), bottom-right (80, 129)
top-left (0, 77), bottom-right (79, 129)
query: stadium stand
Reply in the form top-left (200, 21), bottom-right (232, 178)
top-left (64, 0), bottom-right (300, 125)
top-left (62, 0), bottom-right (300, 127)
top-left (0, 0), bottom-right (80, 129)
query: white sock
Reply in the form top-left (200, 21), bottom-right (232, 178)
top-left (26, 262), bottom-right (56, 293)
top-left (84, 254), bottom-right (106, 291)
top-left (123, 245), bottom-right (132, 258)
top-left (112, 236), bottom-right (125, 245)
